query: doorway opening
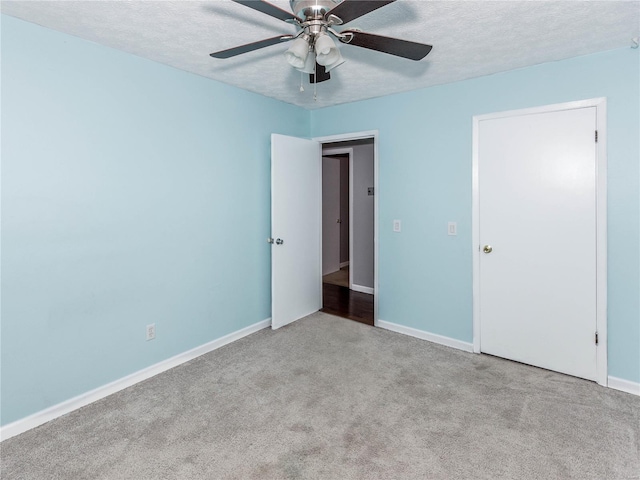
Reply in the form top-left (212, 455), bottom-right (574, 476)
top-left (269, 131), bottom-right (378, 331)
top-left (320, 138), bottom-right (375, 326)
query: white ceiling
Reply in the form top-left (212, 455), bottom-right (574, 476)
top-left (2, 1), bottom-right (639, 109)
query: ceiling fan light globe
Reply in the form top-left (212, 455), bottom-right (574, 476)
top-left (314, 32), bottom-right (335, 56)
top-left (316, 48), bottom-right (340, 66)
top-left (296, 50), bottom-right (317, 73)
top-left (324, 52), bottom-right (345, 72)
top-left (284, 37), bottom-right (310, 69)
top-left (285, 52), bottom-right (306, 69)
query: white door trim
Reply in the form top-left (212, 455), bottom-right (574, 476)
top-left (472, 98), bottom-right (607, 386)
top-left (314, 131), bottom-right (379, 324)
top-left (322, 147), bottom-right (355, 289)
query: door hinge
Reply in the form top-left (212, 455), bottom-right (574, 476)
top-left (595, 332), bottom-right (599, 345)
top-left (595, 130), bottom-right (598, 143)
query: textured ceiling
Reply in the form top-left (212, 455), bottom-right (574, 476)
top-left (2, 1), bottom-right (639, 109)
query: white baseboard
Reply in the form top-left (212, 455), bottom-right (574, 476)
top-left (376, 319), bottom-right (474, 353)
top-left (339, 261), bottom-right (350, 268)
top-left (352, 284), bottom-right (374, 295)
top-left (608, 376), bottom-right (640, 396)
top-left (376, 322), bottom-right (639, 395)
top-left (0, 318), bottom-right (271, 442)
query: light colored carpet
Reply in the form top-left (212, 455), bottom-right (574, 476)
top-left (323, 266), bottom-right (349, 288)
top-left (2, 312), bottom-right (639, 479)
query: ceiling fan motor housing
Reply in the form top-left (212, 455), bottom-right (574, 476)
top-left (290, 0), bottom-right (342, 19)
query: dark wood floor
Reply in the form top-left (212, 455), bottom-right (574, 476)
top-left (321, 283), bottom-right (374, 326)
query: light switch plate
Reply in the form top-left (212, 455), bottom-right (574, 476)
top-left (393, 220), bottom-right (401, 232)
top-left (448, 222), bottom-right (457, 236)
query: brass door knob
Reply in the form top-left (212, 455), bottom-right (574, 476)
top-left (483, 245), bottom-right (493, 254)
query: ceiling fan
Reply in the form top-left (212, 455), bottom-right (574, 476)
top-left (210, 0), bottom-right (432, 84)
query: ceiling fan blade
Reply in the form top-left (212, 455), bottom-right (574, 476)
top-left (325, 0), bottom-right (396, 25)
top-left (210, 35), bottom-right (293, 59)
top-left (340, 30), bottom-right (432, 61)
top-left (310, 64), bottom-right (331, 83)
top-left (232, 0), bottom-right (301, 23)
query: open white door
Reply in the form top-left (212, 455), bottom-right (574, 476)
top-left (271, 134), bottom-right (322, 330)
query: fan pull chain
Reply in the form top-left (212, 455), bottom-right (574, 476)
top-left (313, 61), bottom-right (317, 101)
top-left (299, 71), bottom-right (304, 92)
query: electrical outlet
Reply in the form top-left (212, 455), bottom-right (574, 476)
top-left (393, 219), bottom-right (401, 232)
top-left (146, 323), bottom-right (156, 341)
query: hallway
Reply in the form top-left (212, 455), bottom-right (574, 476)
top-left (321, 266), bottom-right (373, 325)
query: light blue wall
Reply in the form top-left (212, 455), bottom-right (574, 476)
top-left (2, 14), bottom-right (639, 428)
top-left (1, 15), bottom-right (309, 425)
top-left (311, 48), bottom-right (640, 383)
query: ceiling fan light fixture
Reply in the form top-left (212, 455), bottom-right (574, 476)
top-left (314, 32), bottom-right (334, 55)
top-left (284, 35), bottom-right (310, 69)
top-left (316, 47), bottom-right (341, 67)
top-left (324, 50), bottom-right (345, 72)
top-left (314, 32), bottom-right (341, 67)
top-left (296, 49), bottom-right (317, 73)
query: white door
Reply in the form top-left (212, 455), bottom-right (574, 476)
top-left (271, 134), bottom-right (322, 330)
top-left (322, 157), bottom-right (341, 275)
top-left (478, 107), bottom-right (597, 380)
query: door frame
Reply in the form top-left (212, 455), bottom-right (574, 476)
top-left (322, 148), bottom-right (354, 289)
top-left (314, 131), bottom-right (379, 324)
top-left (472, 98), bottom-right (607, 386)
